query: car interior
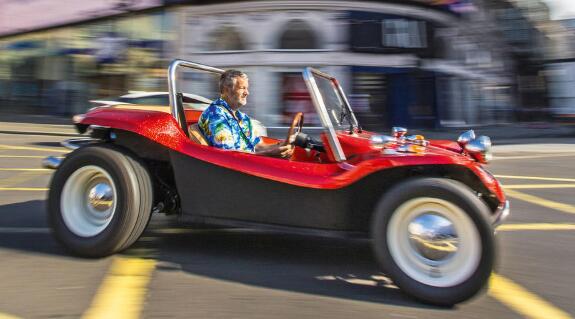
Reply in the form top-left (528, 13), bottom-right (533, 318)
top-left (181, 108), bottom-right (329, 163)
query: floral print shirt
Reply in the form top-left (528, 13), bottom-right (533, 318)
top-left (198, 98), bottom-right (261, 152)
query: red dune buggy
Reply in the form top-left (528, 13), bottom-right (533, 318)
top-left (46, 60), bottom-right (509, 305)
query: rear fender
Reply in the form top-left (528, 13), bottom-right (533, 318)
top-left (80, 108), bottom-right (189, 150)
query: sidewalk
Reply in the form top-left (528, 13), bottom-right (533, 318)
top-left (0, 113), bottom-right (573, 143)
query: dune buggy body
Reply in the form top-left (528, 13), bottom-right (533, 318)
top-left (46, 59), bottom-right (509, 306)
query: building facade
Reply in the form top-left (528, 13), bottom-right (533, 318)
top-left (0, 0), bottom-right (516, 131)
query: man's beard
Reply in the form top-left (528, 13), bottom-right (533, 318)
top-left (237, 97), bottom-right (247, 107)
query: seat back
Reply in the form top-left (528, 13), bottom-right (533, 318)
top-left (188, 123), bottom-right (209, 145)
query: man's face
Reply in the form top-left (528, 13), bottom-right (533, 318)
top-left (226, 76), bottom-right (249, 109)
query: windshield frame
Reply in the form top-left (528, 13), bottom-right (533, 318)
top-left (302, 67), bottom-right (359, 162)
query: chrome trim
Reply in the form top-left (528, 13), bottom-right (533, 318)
top-left (465, 135), bottom-right (492, 163)
top-left (88, 183), bottom-right (114, 212)
top-left (42, 156), bottom-right (62, 169)
top-left (457, 130), bottom-right (476, 148)
top-left (493, 200), bottom-right (510, 228)
top-left (302, 67), bottom-right (347, 162)
top-left (392, 127), bottom-right (407, 139)
top-left (168, 60), bottom-right (225, 131)
top-left (370, 135), bottom-right (396, 148)
top-left (60, 138), bottom-right (100, 150)
top-left (408, 214), bottom-right (459, 262)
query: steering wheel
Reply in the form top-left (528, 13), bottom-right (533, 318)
top-left (286, 112), bottom-right (304, 145)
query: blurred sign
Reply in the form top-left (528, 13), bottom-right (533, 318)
top-left (0, 0), bottom-right (163, 37)
top-left (411, 0), bottom-right (477, 14)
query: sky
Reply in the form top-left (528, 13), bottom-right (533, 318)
top-left (541, 0), bottom-right (575, 20)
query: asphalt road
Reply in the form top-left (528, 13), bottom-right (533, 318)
top-left (0, 123), bottom-right (574, 319)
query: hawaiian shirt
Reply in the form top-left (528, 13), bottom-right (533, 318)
top-left (198, 98), bottom-right (261, 153)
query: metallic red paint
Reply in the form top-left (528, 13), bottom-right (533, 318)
top-left (81, 108), bottom-right (506, 203)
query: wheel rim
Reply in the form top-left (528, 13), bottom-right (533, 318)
top-left (61, 165), bottom-right (117, 237)
top-left (387, 197), bottom-right (481, 287)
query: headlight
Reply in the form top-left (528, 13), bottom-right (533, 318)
top-left (457, 130), bottom-right (476, 148)
top-left (465, 135), bottom-right (492, 164)
top-left (72, 114), bottom-right (86, 124)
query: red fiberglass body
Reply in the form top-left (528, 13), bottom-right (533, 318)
top-left (80, 107), bottom-right (505, 205)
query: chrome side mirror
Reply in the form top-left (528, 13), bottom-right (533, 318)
top-left (465, 136), bottom-right (492, 164)
top-left (457, 130), bottom-right (476, 148)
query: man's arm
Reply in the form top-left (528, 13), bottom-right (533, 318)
top-left (255, 141), bottom-right (294, 158)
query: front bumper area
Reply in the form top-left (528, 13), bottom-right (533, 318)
top-left (42, 138), bottom-right (101, 170)
top-left (492, 200), bottom-right (510, 228)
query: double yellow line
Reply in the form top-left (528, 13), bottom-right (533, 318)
top-left (0, 144), bottom-right (65, 192)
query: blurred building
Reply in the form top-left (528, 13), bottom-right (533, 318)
top-left (177, 0), bottom-right (515, 130)
top-left (483, 0), bottom-right (550, 121)
top-left (0, 0), bottom-right (521, 131)
top-left (0, 0), bottom-right (173, 115)
top-left (544, 19), bottom-right (575, 121)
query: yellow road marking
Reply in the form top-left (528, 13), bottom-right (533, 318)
top-left (493, 153), bottom-right (575, 161)
top-left (0, 187), bottom-right (49, 191)
top-left (496, 175), bottom-right (575, 183)
top-left (82, 257), bottom-right (156, 319)
top-left (505, 189), bottom-right (575, 215)
top-left (0, 171), bottom-right (44, 187)
top-left (0, 313), bottom-right (23, 319)
top-left (0, 155), bottom-right (52, 158)
top-left (504, 184), bottom-right (575, 189)
top-left (0, 130), bottom-right (77, 136)
top-left (0, 168), bottom-right (51, 172)
top-left (2, 122), bottom-right (71, 128)
top-left (489, 273), bottom-right (572, 319)
top-left (498, 223), bottom-right (575, 231)
top-left (0, 144), bottom-right (67, 153)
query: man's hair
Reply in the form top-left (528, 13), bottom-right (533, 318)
top-left (219, 69), bottom-right (248, 93)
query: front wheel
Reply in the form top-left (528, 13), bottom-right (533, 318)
top-left (48, 145), bottom-right (153, 257)
top-left (371, 178), bottom-right (495, 306)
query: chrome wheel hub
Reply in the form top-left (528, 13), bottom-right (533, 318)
top-left (61, 166), bottom-right (117, 237)
top-left (408, 214), bottom-right (459, 263)
top-left (88, 182), bottom-right (114, 212)
top-left (387, 197), bottom-right (481, 287)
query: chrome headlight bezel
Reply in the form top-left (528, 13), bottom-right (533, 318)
top-left (457, 130), bottom-right (476, 148)
top-left (464, 135), bottom-right (492, 164)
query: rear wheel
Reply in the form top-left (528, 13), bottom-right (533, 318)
top-left (48, 145), bottom-right (153, 257)
top-left (371, 178), bottom-right (495, 306)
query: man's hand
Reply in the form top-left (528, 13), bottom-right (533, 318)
top-left (255, 141), bottom-right (294, 158)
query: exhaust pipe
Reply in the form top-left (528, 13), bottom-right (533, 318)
top-left (42, 156), bottom-right (62, 169)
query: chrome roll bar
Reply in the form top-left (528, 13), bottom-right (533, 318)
top-left (168, 59), bottom-right (225, 127)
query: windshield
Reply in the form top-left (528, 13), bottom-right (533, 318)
top-left (302, 67), bottom-right (360, 162)
top-left (313, 76), bottom-right (358, 131)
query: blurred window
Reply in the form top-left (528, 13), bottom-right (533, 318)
top-left (280, 73), bottom-right (319, 125)
top-left (209, 26), bottom-right (246, 51)
top-left (382, 19), bottom-right (427, 49)
top-left (279, 19), bottom-right (319, 49)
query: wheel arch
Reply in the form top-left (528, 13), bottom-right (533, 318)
top-left (80, 129), bottom-right (180, 215)
top-left (349, 164), bottom-right (501, 232)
